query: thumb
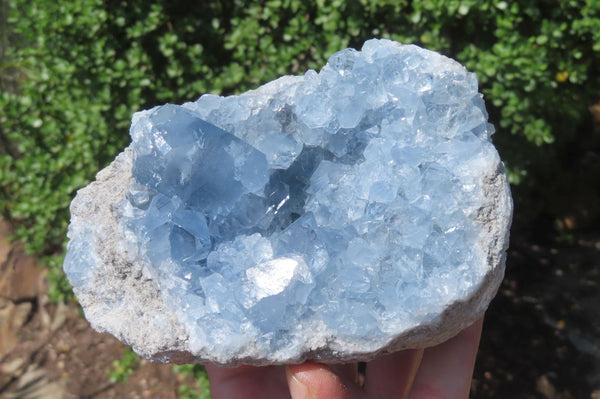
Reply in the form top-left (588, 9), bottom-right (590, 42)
top-left (286, 362), bottom-right (357, 399)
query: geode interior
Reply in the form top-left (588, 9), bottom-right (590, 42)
top-left (64, 39), bottom-right (512, 365)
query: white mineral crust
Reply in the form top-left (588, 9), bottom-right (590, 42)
top-left (64, 39), bottom-right (512, 365)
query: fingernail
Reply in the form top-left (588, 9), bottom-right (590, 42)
top-left (286, 365), bottom-right (310, 399)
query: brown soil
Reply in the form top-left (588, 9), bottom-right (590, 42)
top-left (473, 231), bottom-right (600, 399)
top-left (0, 220), bottom-right (200, 399)
top-left (0, 218), bottom-right (598, 398)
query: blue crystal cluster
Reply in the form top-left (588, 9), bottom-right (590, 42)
top-left (106, 39), bottom-right (501, 359)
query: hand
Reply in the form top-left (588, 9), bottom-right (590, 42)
top-left (206, 317), bottom-right (483, 399)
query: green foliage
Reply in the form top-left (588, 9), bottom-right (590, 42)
top-left (1, 0), bottom-right (598, 262)
top-left (173, 364), bottom-right (211, 399)
top-left (45, 253), bottom-right (76, 303)
top-left (108, 348), bottom-right (140, 384)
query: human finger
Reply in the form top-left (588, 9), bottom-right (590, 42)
top-left (408, 317), bottom-right (484, 399)
top-left (286, 362), bottom-right (360, 399)
top-left (206, 364), bottom-right (291, 399)
top-left (364, 348), bottom-right (423, 398)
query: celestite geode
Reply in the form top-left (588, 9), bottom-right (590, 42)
top-left (64, 39), bottom-right (512, 365)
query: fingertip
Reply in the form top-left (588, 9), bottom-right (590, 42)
top-left (364, 349), bottom-right (423, 398)
top-left (286, 363), bottom-right (312, 398)
top-left (206, 364), bottom-right (291, 399)
top-left (286, 363), bottom-right (354, 399)
top-left (409, 317), bottom-right (485, 399)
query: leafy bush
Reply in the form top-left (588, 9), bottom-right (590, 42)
top-left (173, 364), bottom-right (211, 399)
top-left (1, 0), bottom-right (598, 260)
top-left (108, 348), bottom-right (140, 384)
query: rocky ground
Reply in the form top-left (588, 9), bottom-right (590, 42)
top-left (0, 220), bottom-right (203, 399)
top-left (0, 216), bottom-right (598, 398)
top-left (473, 227), bottom-right (600, 399)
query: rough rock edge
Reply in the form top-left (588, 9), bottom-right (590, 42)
top-left (68, 142), bottom-right (512, 366)
top-left (69, 149), bottom-right (190, 360)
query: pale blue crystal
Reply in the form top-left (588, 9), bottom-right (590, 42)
top-left (124, 38), bottom-right (497, 351)
top-left (65, 39), bottom-right (510, 362)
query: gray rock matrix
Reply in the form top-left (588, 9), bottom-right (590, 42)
top-left (64, 39), bottom-right (512, 366)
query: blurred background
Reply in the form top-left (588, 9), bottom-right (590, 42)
top-left (0, 0), bottom-right (599, 398)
